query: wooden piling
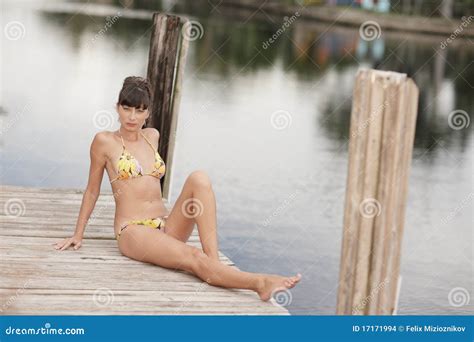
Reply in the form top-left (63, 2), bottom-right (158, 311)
top-left (336, 69), bottom-right (419, 315)
top-left (146, 13), bottom-right (190, 200)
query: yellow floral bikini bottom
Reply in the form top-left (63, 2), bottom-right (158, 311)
top-left (116, 216), bottom-right (168, 240)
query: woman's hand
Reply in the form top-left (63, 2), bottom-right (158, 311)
top-left (54, 235), bottom-right (83, 251)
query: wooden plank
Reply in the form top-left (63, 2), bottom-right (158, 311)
top-left (386, 79), bottom-right (419, 314)
top-left (0, 289), bottom-right (271, 303)
top-left (351, 71), bottom-right (385, 315)
top-left (0, 222), bottom-right (210, 248)
top-left (336, 70), bottom-right (371, 314)
top-left (0, 236), bottom-right (233, 266)
top-left (1, 185), bottom-right (100, 194)
top-left (0, 288), bottom-right (289, 315)
top-left (366, 73), bottom-right (401, 315)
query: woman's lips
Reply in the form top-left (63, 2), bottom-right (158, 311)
top-left (126, 123), bottom-right (137, 126)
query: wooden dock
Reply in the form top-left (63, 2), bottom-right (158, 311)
top-left (0, 185), bottom-right (289, 315)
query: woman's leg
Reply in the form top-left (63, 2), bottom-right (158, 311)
top-left (118, 225), bottom-right (302, 301)
top-left (164, 170), bottom-right (219, 261)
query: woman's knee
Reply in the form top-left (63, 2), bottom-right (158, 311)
top-left (187, 247), bottom-right (210, 274)
top-left (186, 170), bottom-right (211, 189)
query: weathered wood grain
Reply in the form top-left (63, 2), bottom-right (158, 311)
top-left (336, 69), bottom-right (419, 315)
top-left (0, 186), bottom-right (288, 315)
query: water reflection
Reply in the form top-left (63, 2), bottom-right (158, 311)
top-left (39, 1), bottom-right (473, 156)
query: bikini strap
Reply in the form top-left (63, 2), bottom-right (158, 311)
top-left (118, 128), bottom-right (125, 149)
top-left (140, 130), bottom-right (157, 151)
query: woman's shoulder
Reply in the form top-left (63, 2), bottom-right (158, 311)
top-left (142, 128), bottom-right (160, 146)
top-left (143, 127), bottom-right (160, 139)
top-left (91, 131), bottom-right (116, 153)
top-left (93, 130), bottom-right (115, 143)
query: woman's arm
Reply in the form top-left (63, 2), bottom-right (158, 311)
top-left (55, 132), bottom-right (107, 251)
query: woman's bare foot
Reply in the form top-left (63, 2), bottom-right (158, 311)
top-left (257, 273), bottom-right (302, 301)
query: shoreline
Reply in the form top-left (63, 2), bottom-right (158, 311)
top-left (220, 1), bottom-right (474, 38)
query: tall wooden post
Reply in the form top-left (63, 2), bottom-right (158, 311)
top-left (146, 13), bottom-right (190, 201)
top-left (336, 69), bottom-right (419, 315)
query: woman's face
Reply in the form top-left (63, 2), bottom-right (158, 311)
top-left (117, 103), bottom-right (149, 130)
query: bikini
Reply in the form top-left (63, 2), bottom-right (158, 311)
top-left (111, 129), bottom-right (168, 240)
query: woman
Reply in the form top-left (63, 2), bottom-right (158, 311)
top-left (54, 76), bottom-right (301, 301)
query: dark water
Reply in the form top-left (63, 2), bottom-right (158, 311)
top-left (1, 0), bottom-right (472, 315)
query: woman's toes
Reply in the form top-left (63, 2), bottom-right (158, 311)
top-left (287, 274), bottom-right (301, 287)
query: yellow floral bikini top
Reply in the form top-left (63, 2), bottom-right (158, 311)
top-left (110, 130), bottom-right (166, 184)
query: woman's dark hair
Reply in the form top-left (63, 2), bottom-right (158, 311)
top-left (117, 76), bottom-right (152, 110)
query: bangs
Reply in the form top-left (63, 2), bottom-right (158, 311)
top-left (118, 86), bottom-right (150, 110)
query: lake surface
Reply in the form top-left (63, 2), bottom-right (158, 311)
top-left (1, 0), bottom-right (472, 315)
